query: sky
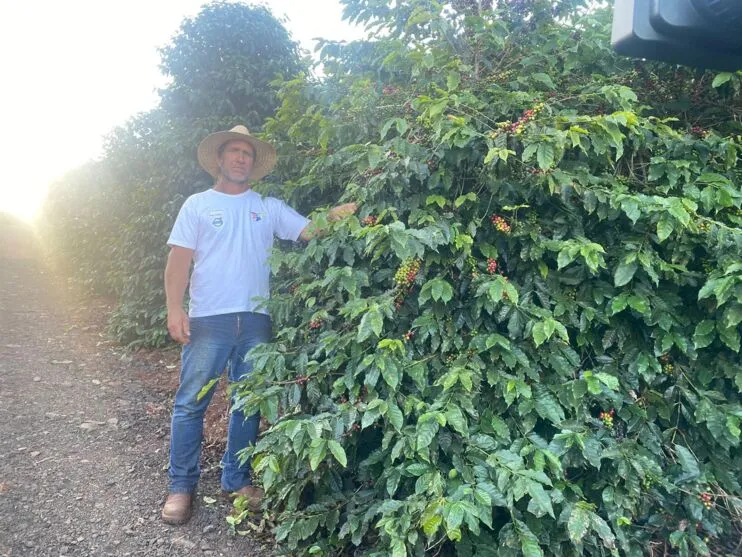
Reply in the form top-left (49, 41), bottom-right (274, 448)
top-left (0, 1), bottom-right (365, 221)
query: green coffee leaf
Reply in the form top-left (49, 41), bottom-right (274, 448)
top-left (534, 385), bottom-right (565, 424)
top-left (444, 405), bottom-right (468, 436)
top-left (526, 481), bottom-right (554, 518)
top-left (712, 72), bottom-right (733, 88)
top-left (674, 444), bottom-right (700, 479)
top-left (431, 278), bottom-right (453, 303)
top-left (196, 378), bottom-right (219, 402)
top-left (416, 420), bottom-right (439, 450)
top-left (328, 440), bottom-right (347, 467)
top-left (614, 259), bottom-right (638, 286)
top-left (357, 305), bottom-right (384, 342)
top-left (718, 325), bottom-right (740, 352)
top-left (568, 505), bottom-right (590, 543)
top-left (447, 71), bottom-right (461, 91)
top-left (516, 520), bottom-right (544, 557)
top-left (537, 143), bottom-right (555, 170)
top-left (657, 215), bottom-right (674, 242)
top-left (308, 439), bottom-right (327, 471)
top-left (532, 321), bottom-right (547, 347)
top-left (590, 513), bottom-right (617, 550)
top-left (387, 399), bottom-right (404, 431)
top-left (694, 320), bottom-right (716, 349)
top-left (426, 195), bottom-right (446, 208)
top-left (595, 373), bottom-right (619, 391)
top-left (422, 513), bottom-right (442, 537)
top-left (446, 502), bottom-right (465, 530)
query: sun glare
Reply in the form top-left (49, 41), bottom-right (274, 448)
top-left (0, 0), bottom-right (363, 224)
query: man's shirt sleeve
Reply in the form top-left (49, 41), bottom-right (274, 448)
top-left (267, 197), bottom-right (310, 241)
top-left (167, 197), bottom-right (198, 249)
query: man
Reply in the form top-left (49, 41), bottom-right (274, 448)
top-left (162, 125), bottom-right (356, 525)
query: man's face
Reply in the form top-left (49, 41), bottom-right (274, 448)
top-left (218, 140), bottom-right (255, 183)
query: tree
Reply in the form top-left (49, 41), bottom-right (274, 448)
top-left (158, 1), bottom-right (302, 127)
top-left (230, 1), bottom-right (742, 555)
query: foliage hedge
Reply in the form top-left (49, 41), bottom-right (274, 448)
top-left (227, 1), bottom-right (742, 555)
top-left (39, 0), bottom-right (742, 554)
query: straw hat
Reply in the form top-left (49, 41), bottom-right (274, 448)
top-left (197, 125), bottom-right (277, 182)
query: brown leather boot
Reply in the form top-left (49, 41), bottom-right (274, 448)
top-left (226, 485), bottom-right (264, 512)
top-left (161, 492), bottom-right (193, 525)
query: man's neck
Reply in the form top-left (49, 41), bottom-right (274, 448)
top-left (213, 176), bottom-right (251, 195)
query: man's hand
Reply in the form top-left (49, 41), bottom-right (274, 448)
top-left (167, 307), bottom-right (191, 344)
top-left (328, 202), bottom-right (358, 222)
top-left (164, 246), bottom-right (193, 343)
top-left (300, 202), bottom-right (359, 241)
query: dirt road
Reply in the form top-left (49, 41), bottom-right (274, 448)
top-left (0, 217), bottom-right (267, 556)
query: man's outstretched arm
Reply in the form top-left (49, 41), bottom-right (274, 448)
top-left (299, 202), bottom-right (358, 242)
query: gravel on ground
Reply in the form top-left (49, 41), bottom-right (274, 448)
top-left (0, 217), bottom-right (270, 557)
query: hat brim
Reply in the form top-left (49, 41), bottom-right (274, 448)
top-left (197, 130), bottom-right (277, 182)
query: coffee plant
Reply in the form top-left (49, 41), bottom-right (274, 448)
top-left (230, 1), bottom-right (742, 555)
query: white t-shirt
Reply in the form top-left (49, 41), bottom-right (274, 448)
top-left (167, 188), bottom-right (309, 318)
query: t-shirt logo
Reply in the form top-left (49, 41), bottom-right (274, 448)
top-left (251, 211), bottom-right (264, 222)
top-left (209, 210), bottom-right (225, 229)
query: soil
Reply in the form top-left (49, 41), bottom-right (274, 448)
top-left (0, 216), bottom-right (271, 557)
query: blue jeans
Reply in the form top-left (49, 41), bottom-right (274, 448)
top-left (168, 311), bottom-right (271, 494)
